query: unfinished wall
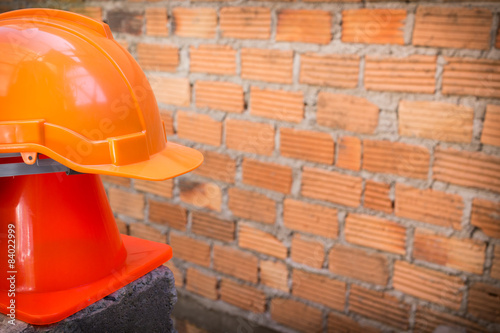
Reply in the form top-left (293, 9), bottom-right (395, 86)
top-left (3, 0), bottom-right (500, 332)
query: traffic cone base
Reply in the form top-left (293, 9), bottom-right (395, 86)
top-left (0, 173), bottom-right (172, 325)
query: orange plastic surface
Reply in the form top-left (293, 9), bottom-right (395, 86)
top-left (0, 173), bottom-right (172, 325)
top-left (0, 9), bottom-right (203, 180)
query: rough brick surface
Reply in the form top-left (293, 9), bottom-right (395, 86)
top-left (213, 245), bottom-right (258, 283)
top-left (317, 93), bottom-right (379, 134)
top-left (192, 211), bottom-right (235, 242)
top-left (108, 188), bottom-right (144, 220)
top-left (177, 111), bottom-right (222, 146)
top-left (129, 223), bottom-right (166, 243)
top-left (225, 118), bottom-right (275, 155)
top-left (365, 55), bottom-right (437, 93)
top-left (393, 261), bottom-right (464, 310)
top-left (135, 179), bottom-right (173, 198)
top-left (276, 9), bottom-right (331, 44)
top-left (398, 100), bottom-right (474, 143)
top-left (468, 283), bottom-right (500, 322)
top-left (179, 180), bottom-right (222, 211)
top-left (363, 140), bottom-right (430, 179)
top-left (283, 199), bottom-right (338, 238)
top-left (195, 81), bottom-right (244, 113)
top-left (327, 313), bottom-right (381, 333)
top-left (301, 167), bottom-right (363, 207)
top-left (342, 9), bottom-right (406, 45)
top-left (300, 53), bottom-right (360, 88)
top-left (241, 48), bottom-right (294, 83)
top-left (192, 150), bottom-right (236, 183)
top-left (433, 148), bottom-right (500, 193)
top-left (491, 246), bottom-right (500, 280)
top-left (190, 45), bottom-right (237, 75)
top-left (250, 87), bottom-right (304, 123)
top-left (481, 104), bottom-right (500, 147)
top-left (228, 188), bottom-right (276, 224)
top-left (220, 7), bottom-right (271, 39)
top-left (239, 223), bottom-right (287, 259)
top-left (260, 260), bottom-right (289, 292)
top-left (329, 244), bottom-right (389, 285)
top-left (336, 136), bottom-right (361, 170)
top-left (170, 233), bottom-right (211, 267)
top-left (271, 298), bottom-right (322, 333)
top-left (291, 234), bottom-right (325, 269)
top-left (186, 268), bottom-right (218, 300)
top-left (471, 198), bottom-right (500, 238)
top-left (413, 229), bottom-right (486, 274)
top-left (414, 306), bottom-right (487, 333)
top-left (293, 269), bottom-right (345, 310)
top-left (442, 57), bottom-right (500, 98)
top-left (413, 7), bottom-right (492, 50)
top-left (345, 213), bottom-right (406, 254)
top-left (242, 158), bottom-right (293, 193)
top-left (220, 279), bottom-right (266, 313)
top-left (349, 285), bottom-right (410, 330)
top-left (145, 7), bottom-right (168, 36)
top-left (149, 200), bottom-right (187, 231)
top-left (280, 128), bottom-right (334, 164)
top-left (395, 184), bottom-right (464, 229)
top-left (364, 180), bottom-right (392, 213)
top-left (173, 8), bottom-right (217, 38)
top-left (150, 76), bottom-right (190, 107)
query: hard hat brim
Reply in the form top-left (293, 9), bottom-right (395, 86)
top-left (74, 141), bottom-right (204, 181)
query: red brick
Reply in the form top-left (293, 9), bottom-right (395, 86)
top-left (149, 76), bottom-right (190, 107)
top-left (107, 10), bottom-right (143, 35)
top-left (442, 57), bottom-right (500, 98)
top-left (468, 283), bottom-right (500, 322)
top-left (399, 100), bottom-right (474, 143)
top-left (220, 278), bottom-right (266, 312)
top-left (345, 213), bottom-right (406, 255)
top-left (101, 175), bottom-right (130, 187)
top-left (363, 140), bottom-right (430, 179)
top-left (317, 93), bottom-right (379, 134)
top-left (393, 261), bottom-right (464, 310)
top-left (364, 180), bottom-right (392, 213)
top-left (228, 188), bottom-right (276, 224)
top-left (170, 233), bottom-right (210, 267)
top-left (293, 269), bottom-right (345, 310)
top-left (327, 313), bottom-right (381, 333)
top-left (280, 128), bottom-right (334, 164)
top-left (413, 7), bottom-right (492, 50)
top-left (213, 245), bottom-right (258, 283)
top-left (271, 298), bottom-right (322, 333)
top-left (301, 167), bottom-right (363, 207)
top-left (342, 9), bottom-right (406, 45)
top-left (72, 6), bottom-right (102, 21)
top-left (164, 261), bottom-right (183, 287)
top-left (129, 223), bottom-right (166, 243)
top-left (192, 212), bottom-right (234, 242)
top-left (242, 159), bottom-right (293, 194)
top-left (190, 45), bottom-right (236, 75)
top-left (195, 81), bottom-right (244, 113)
top-left (276, 9), bottom-right (331, 44)
top-left (260, 260), bottom-right (288, 292)
top-left (471, 198), bottom-right (500, 238)
top-left (336, 136), bottom-right (360, 170)
top-left (145, 7), bottom-right (168, 36)
top-left (291, 234), bottom-right (324, 269)
top-left (497, 23), bottom-right (500, 49)
top-left (149, 200), bottom-right (187, 231)
top-left (482, 104), bottom-right (500, 147)
top-left (186, 268), bottom-right (217, 300)
top-left (239, 223), bottom-right (287, 259)
top-left (395, 184), bottom-right (463, 229)
top-left (241, 48), bottom-right (293, 84)
top-left (108, 188), bottom-right (144, 219)
top-left (173, 8), bottom-right (216, 38)
top-left (414, 306), bottom-right (487, 333)
top-left (193, 150), bottom-right (236, 183)
top-left (225, 119), bottom-right (275, 156)
top-left (283, 199), bottom-right (338, 238)
top-left (349, 285), bottom-right (410, 330)
top-left (414, 229), bottom-right (486, 274)
top-left (177, 111), bottom-right (221, 146)
top-left (300, 53), bottom-right (360, 88)
top-left (135, 179), bottom-right (172, 198)
top-left (250, 87), bottom-right (304, 123)
top-left (179, 180), bottom-right (222, 212)
top-left (115, 219), bottom-right (128, 235)
top-left (220, 7), bottom-right (271, 39)
top-left (329, 244), bottom-right (389, 285)
top-left (365, 55), bottom-right (437, 93)
top-left (492, 246), bottom-right (500, 280)
top-left (433, 148), bottom-right (500, 193)
top-left (160, 110), bottom-right (174, 136)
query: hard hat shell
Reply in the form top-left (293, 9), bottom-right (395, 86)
top-left (0, 9), bottom-right (203, 180)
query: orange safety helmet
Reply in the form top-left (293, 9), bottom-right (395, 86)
top-left (0, 9), bottom-right (203, 180)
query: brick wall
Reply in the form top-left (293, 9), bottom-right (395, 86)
top-left (5, 0), bottom-right (500, 331)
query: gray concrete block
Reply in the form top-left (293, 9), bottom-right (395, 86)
top-left (1, 266), bottom-right (176, 333)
